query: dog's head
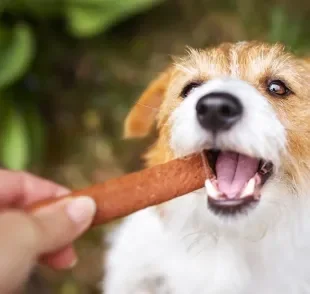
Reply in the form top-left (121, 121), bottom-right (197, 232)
top-left (124, 41), bottom-right (310, 226)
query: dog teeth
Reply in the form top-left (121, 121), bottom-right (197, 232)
top-left (240, 177), bottom-right (256, 198)
top-left (205, 179), bottom-right (221, 199)
top-left (260, 161), bottom-right (273, 174)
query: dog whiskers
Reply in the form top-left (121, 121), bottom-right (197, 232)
top-left (180, 230), bottom-right (206, 242)
top-left (185, 234), bottom-right (208, 254)
top-left (135, 102), bottom-right (160, 112)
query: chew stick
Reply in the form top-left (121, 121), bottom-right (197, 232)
top-left (27, 153), bottom-right (211, 227)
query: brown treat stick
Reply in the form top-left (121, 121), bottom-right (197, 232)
top-left (27, 153), bottom-right (211, 227)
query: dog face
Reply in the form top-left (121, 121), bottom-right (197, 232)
top-left (124, 41), bottom-right (310, 225)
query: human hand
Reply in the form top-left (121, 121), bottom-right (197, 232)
top-left (0, 170), bottom-right (96, 293)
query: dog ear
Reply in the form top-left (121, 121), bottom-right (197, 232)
top-left (124, 68), bottom-right (172, 138)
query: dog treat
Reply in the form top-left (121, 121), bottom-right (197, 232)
top-left (27, 153), bottom-right (211, 227)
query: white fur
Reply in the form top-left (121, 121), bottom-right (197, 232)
top-left (170, 78), bottom-right (286, 166)
top-left (103, 78), bottom-right (310, 294)
top-left (104, 189), bottom-right (310, 294)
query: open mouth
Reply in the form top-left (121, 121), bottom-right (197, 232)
top-left (203, 150), bottom-right (274, 215)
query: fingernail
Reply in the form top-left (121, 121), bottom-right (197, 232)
top-left (56, 187), bottom-right (71, 197)
top-left (66, 196), bottom-right (96, 224)
top-left (68, 258), bottom-right (78, 268)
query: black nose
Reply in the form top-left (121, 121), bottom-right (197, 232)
top-left (196, 92), bottom-right (243, 133)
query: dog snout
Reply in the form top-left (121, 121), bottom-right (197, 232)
top-left (196, 92), bottom-right (243, 133)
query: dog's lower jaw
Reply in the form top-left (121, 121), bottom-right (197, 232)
top-left (103, 181), bottom-right (310, 294)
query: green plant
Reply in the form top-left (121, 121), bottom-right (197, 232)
top-left (0, 0), bottom-right (164, 170)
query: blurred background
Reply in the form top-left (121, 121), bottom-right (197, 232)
top-left (0, 0), bottom-right (310, 293)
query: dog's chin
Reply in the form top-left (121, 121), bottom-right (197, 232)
top-left (202, 149), bottom-right (274, 219)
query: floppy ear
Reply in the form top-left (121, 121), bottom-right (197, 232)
top-left (124, 68), bottom-right (172, 138)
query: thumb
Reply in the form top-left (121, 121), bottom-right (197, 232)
top-left (32, 196), bottom-right (96, 254)
top-left (0, 197), bottom-right (96, 293)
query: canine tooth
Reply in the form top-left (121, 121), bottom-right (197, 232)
top-left (240, 177), bottom-right (256, 198)
top-left (205, 179), bottom-right (221, 199)
top-left (260, 161), bottom-right (273, 174)
top-left (254, 173), bottom-right (261, 185)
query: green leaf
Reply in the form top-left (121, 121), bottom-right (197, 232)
top-left (66, 5), bottom-right (108, 37)
top-left (0, 23), bottom-right (35, 89)
top-left (0, 104), bottom-right (30, 170)
top-left (66, 0), bottom-right (165, 38)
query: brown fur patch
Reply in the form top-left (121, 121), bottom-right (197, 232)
top-left (124, 67), bottom-right (174, 138)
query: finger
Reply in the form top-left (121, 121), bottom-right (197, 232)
top-left (32, 196), bottom-right (96, 254)
top-left (0, 197), bottom-right (95, 293)
top-left (0, 211), bottom-right (45, 293)
top-left (0, 170), bottom-right (69, 207)
top-left (40, 246), bottom-right (77, 270)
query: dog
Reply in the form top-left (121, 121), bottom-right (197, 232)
top-left (103, 41), bottom-right (310, 294)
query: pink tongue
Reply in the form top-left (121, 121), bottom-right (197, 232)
top-left (216, 151), bottom-right (259, 199)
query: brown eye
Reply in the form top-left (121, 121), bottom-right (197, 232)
top-left (181, 81), bottom-right (203, 98)
top-left (267, 80), bottom-right (291, 97)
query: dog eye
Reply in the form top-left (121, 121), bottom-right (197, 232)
top-left (267, 80), bottom-right (291, 96)
top-left (181, 81), bottom-right (203, 98)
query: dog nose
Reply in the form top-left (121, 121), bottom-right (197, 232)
top-left (196, 92), bottom-right (243, 133)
